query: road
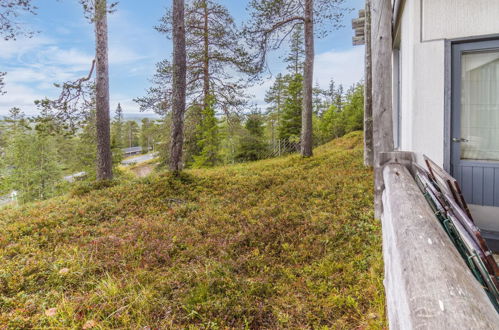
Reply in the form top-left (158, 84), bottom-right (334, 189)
top-left (121, 152), bottom-right (158, 165)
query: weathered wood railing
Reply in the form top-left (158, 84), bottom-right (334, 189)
top-left (380, 152), bottom-right (499, 329)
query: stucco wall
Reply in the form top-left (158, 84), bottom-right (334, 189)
top-left (422, 0), bottom-right (499, 41)
top-left (397, 0), bottom-right (445, 165)
top-left (396, 0), bottom-right (499, 166)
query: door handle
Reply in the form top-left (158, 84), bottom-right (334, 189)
top-left (452, 137), bottom-right (469, 143)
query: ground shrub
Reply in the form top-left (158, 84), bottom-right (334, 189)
top-left (0, 131), bottom-right (385, 328)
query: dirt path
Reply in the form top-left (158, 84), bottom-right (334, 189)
top-left (131, 164), bottom-right (155, 178)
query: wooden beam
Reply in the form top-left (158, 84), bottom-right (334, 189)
top-left (352, 36), bottom-right (365, 46)
top-left (364, 0), bottom-right (374, 167)
top-left (355, 28), bottom-right (364, 37)
top-left (382, 158), bottom-right (499, 329)
top-left (352, 17), bottom-right (365, 29)
top-left (371, 0), bottom-right (394, 218)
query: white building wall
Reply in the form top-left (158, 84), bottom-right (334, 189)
top-left (397, 0), bottom-right (499, 166)
top-left (422, 0), bottom-right (499, 41)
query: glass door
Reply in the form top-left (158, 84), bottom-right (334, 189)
top-left (451, 40), bottom-right (499, 206)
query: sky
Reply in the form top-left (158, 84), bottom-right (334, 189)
top-left (0, 0), bottom-right (365, 116)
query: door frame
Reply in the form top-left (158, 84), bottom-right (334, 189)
top-left (445, 34), bottom-right (499, 174)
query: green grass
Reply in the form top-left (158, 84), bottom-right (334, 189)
top-left (0, 131), bottom-right (385, 329)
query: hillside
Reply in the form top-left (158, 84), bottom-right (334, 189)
top-left (0, 132), bottom-right (385, 329)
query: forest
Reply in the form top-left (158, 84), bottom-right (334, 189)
top-left (0, 1), bottom-right (390, 328)
top-left (0, 0), bottom-right (363, 205)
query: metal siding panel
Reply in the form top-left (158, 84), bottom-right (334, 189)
top-left (462, 166), bottom-right (473, 202)
top-left (472, 167), bottom-right (483, 205)
top-left (483, 167), bottom-right (495, 206)
top-left (495, 168), bottom-right (499, 206)
top-left (453, 163), bottom-right (461, 185)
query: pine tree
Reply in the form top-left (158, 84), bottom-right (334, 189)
top-left (0, 0), bottom-right (37, 94)
top-left (70, 109), bottom-right (98, 175)
top-left (285, 25), bottom-right (305, 76)
top-left (275, 28), bottom-right (306, 150)
top-left (0, 72), bottom-right (5, 96)
top-left (169, 0), bottom-right (187, 172)
top-left (0, 0), bottom-right (36, 41)
top-left (279, 74), bottom-right (303, 150)
top-left (93, 0), bottom-right (113, 180)
top-left (265, 74), bottom-right (286, 149)
top-left (3, 111), bottom-right (62, 204)
top-left (312, 82), bottom-right (326, 115)
top-left (124, 121), bottom-right (139, 148)
top-left (334, 84), bottom-right (344, 112)
top-left (192, 96), bottom-right (220, 167)
top-left (342, 83), bottom-right (364, 133)
top-left (72, 0), bottom-right (118, 180)
top-left (218, 113), bottom-right (244, 164)
top-left (316, 82), bottom-right (364, 142)
top-left (154, 0), bottom-right (255, 114)
top-left (236, 111), bottom-right (268, 162)
top-left (245, 0), bottom-right (347, 157)
top-left (111, 103), bottom-right (124, 148)
top-left (137, 0), bottom-right (255, 167)
top-left (327, 79), bottom-right (336, 106)
top-left (140, 118), bottom-right (157, 152)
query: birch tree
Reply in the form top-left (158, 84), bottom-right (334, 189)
top-left (245, 0), bottom-right (347, 157)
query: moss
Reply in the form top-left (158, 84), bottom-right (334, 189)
top-left (0, 131), bottom-right (385, 328)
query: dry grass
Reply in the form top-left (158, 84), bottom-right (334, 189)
top-left (0, 131), bottom-right (385, 329)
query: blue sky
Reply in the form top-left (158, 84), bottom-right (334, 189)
top-left (0, 0), bottom-right (365, 115)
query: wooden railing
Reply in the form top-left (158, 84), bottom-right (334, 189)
top-left (380, 152), bottom-right (499, 329)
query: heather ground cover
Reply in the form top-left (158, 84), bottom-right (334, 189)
top-left (0, 132), bottom-right (385, 329)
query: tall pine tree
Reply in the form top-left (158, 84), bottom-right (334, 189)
top-left (111, 103), bottom-right (124, 148)
top-left (3, 109), bottom-right (62, 204)
top-left (192, 96), bottom-right (220, 167)
top-left (137, 0), bottom-right (255, 166)
top-left (245, 0), bottom-right (347, 157)
top-left (265, 73), bottom-right (286, 150)
top-left (236, 111), bottom-right (268, 161)
top-left (279, 74), bottom-right (303, 150)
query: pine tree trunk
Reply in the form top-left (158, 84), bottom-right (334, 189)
top-left (364, 0), bottom-right (374, 167)
top-left (169, 0), bottom-right (187, 172)
top-left (202, 0), bottom-right (210, 109)
top-left (301, 0), bottom-right (314, 157)
top-left (94, 0), bottom-right (113, 180)
top-left (371, 0), bottom-right (394, 218)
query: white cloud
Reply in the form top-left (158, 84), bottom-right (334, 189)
top-left (48, 48), bottom-right (94, 69)
top-left (110, 94), bottom-right (141, 114)
top-left (247, 78), bottom-right (274, 107)
top-left (0, 36), bottom-right (54, 60)
top-left (249, 46), bottom-right (365, 108)
top-left (314, 46), bottom-right (365, 88)
top-left (0, 83), bottom-right (47, 114)
top-left (109, 45), bottom-right (148, 66)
